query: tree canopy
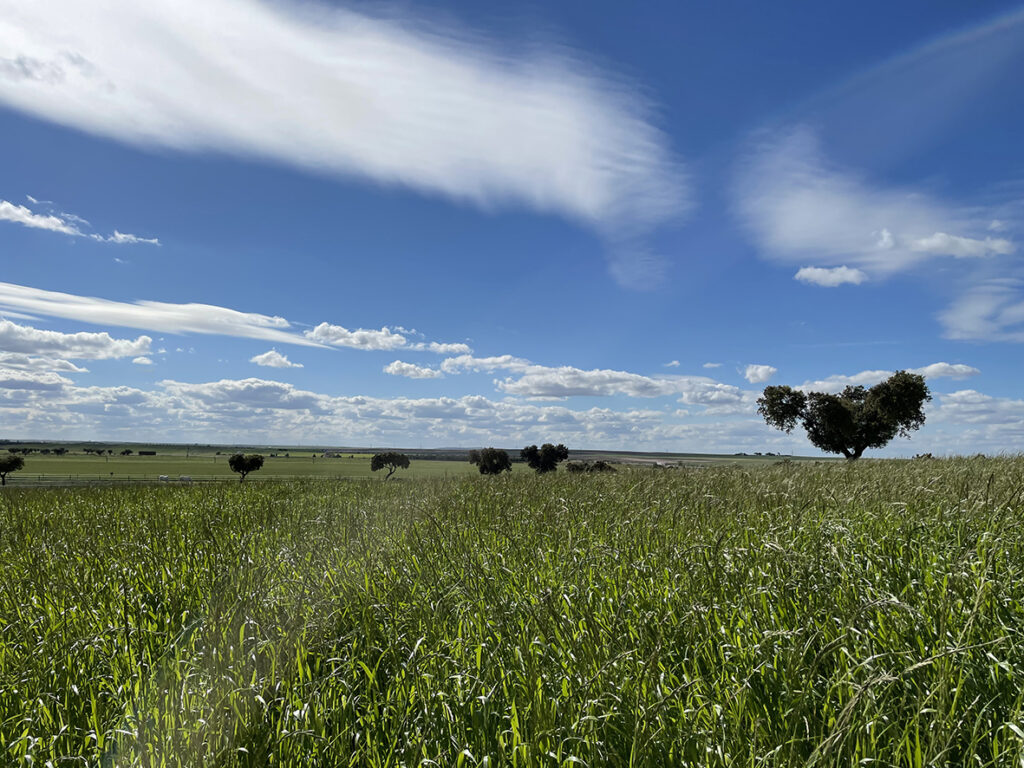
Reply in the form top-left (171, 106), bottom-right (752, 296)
top-left (228, 453), bottom-right (265, 482)
top-left (371, 452), bottom-right (410, 480)
top-left (757, 371), bottom-right (931, 460)
top-left (0, 455), bottom-right (25, 485)
top-left (469, 448), bottom-right (512, 475)
top-left (520, 443), bottom-right (569, 474)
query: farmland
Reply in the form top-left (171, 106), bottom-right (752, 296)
top-left (2, 457), bottom-right (1024, 766)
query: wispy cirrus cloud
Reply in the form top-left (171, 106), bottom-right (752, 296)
top-left (0, 281), bottom-right (312, 346)
top-left (0, 282), bottom-right (473, 355)
top-left (0, 0), bottom-right (688, 284)
top-left (734, 129), bottom-right (1014, 279)
top-left (0, 198), bottom-right (159, 244)
top-left (938, 280), bottom-right (1024, 342)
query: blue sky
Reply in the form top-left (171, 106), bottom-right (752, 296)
top-left (1, 0), bottom-right (1023, 455)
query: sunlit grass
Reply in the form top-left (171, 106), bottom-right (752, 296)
top-left (2, 458), bottom-right (1024, 766)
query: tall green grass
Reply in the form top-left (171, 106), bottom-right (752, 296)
top-left (2, 458), bottom-right (1024, 766)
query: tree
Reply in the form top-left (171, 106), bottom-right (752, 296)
top-left (228, 453), bottom-right (264, 482)
top-left (469, 447), bottom-right (512, 475)
top-left (0, 455), bottom-right (24, 486)
top-left (371, 452), bottom-right (410, 480)
top-left (757, 371), bottom-right (931, 460)
top-left (120, 449), bottom-right (133, 456)
top-left (520, 443), bottom-right (569, 474)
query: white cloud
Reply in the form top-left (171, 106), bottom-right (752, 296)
top-left (910, 232), bottom-right (1013, 258)
top-left (383, 360), bottom-right (443, 379)
top-left (250, 349), bottom-right (303, 368)
top-left (0, 198), bottom-right (159, 244)
top-left (664, 360), bottom-right (680, 368)
top-left (131, 356), bottom-right (154, 365)
top-left (496, 367), bottom-right (682, 398)
top-left (938, 280), bottom-right (1024, 342)
top-left (910, 362), bottom-right (980, 380)
top-left (304, 322), bottom-right (410, 351)
top-left (794, 265), bottom-right (867, 287)
top-left (0, 281), bottom-right (316, 346)
top-left (702, 362), bottom-right (722, 369)
top-left (799, 362), bottom-right (980, 393)
top-left (409, 341), bottom-right (473, 355)
top-left (0, 0), bottom-right (687, 282)
top-left (438, 353), bottom-right (755, 410)
top-left (0, 352), bottom-right (88, 373)
top-left (0, 318), bottom-right (151, 358)
top-left (0, 199), bottom-right (80, 235)
top-left (107, 230), bottom-right (161, 246)
top-left (441, 354), bottom-right (534, 375)
top-left (743, 364), bottom-right (777, 384)
top-left (735, 129), bottom-right (1014, 276)
top-left (0, 368), bottom-right (71, 391)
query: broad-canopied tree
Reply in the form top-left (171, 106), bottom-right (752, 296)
top-left (757, 371), bottom-right (930, 460)
top-left (0, 455), bottom-right (25, 486)
top-left (228, 453), bottom-right (265, 482)
top-left (469, 447), bottom-right (512, 475)
top-left (520, 443), bottom-right (569, 474)
top-left (371, 452), bottom-right (410, 480)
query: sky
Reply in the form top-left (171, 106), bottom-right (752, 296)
top-left (1, 0), bottom-right (1023, 456)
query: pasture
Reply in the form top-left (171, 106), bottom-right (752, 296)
top-left (2, 452), bottom-right (497, 484)
top-left (2, 458), bottom-right (1024, 766)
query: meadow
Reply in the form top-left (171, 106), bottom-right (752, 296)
top-left (2, 458), bottom-right (1024, 766)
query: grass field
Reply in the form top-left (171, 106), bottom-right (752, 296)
top-left (3, 458), bottom-right (1024, 766)
top-left (3, 452), bottom-right (497, 484)
top-left (1, 444), bottom-right (804, 486)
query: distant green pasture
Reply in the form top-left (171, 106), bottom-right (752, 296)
top-left (5, 453), bottom-right (495, 484)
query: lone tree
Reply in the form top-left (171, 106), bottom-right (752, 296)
top-left (757, 371), bottom-right (931, 460)
top-left (228, 453), bottom-right (265, 482)
top-left (469, 448), bottom-right (512, 475)
top-left (0, 455), bottom-right (24, 485)
top-left (521, 443), bottom-right (569, 474)
top-left (371, 452), bottom-right (410, 480)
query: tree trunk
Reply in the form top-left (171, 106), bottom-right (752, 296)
top-left (239, 472), bottom-right (245, 483)
top-left (385, 466), bottom-right (396, 480)
top-left (0, 474), bottom-right (5, 486)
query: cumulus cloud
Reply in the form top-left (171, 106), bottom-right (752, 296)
top-left (0, 352), bottom-right (88, 374)
top-left (702, 362), bottom-right (722, 369)
top-left (938, 280), bottom-right (1024, 342)
top-left (0, 198), bottom-right (159, 244)
top-left (250, 349), bottom-right (303, 368)
top-left (664, 360), bottom-right (680, 368)
top-left (383, 360), bottom-right (443, 379)
top-left (0, 0), bottom-right (688, 283)
top-left (743, 364), bottom-right (777, 384)
top-left (131, 356), bottom-right (154, 365)
top-left (441, 354), bottom-right (534, 375)
top-left (735, 129), bottom-right (1014, 276)
top-left (409, 341), bottom-right (473, 355)
top-left (437, 353), bottom-right (755, 411)
top-left (304, 322), bottom-right (410, 351)
top-left (794, 265), bottom-right (867, 287)
top-left (0, 319), bottom-right (151, 359)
